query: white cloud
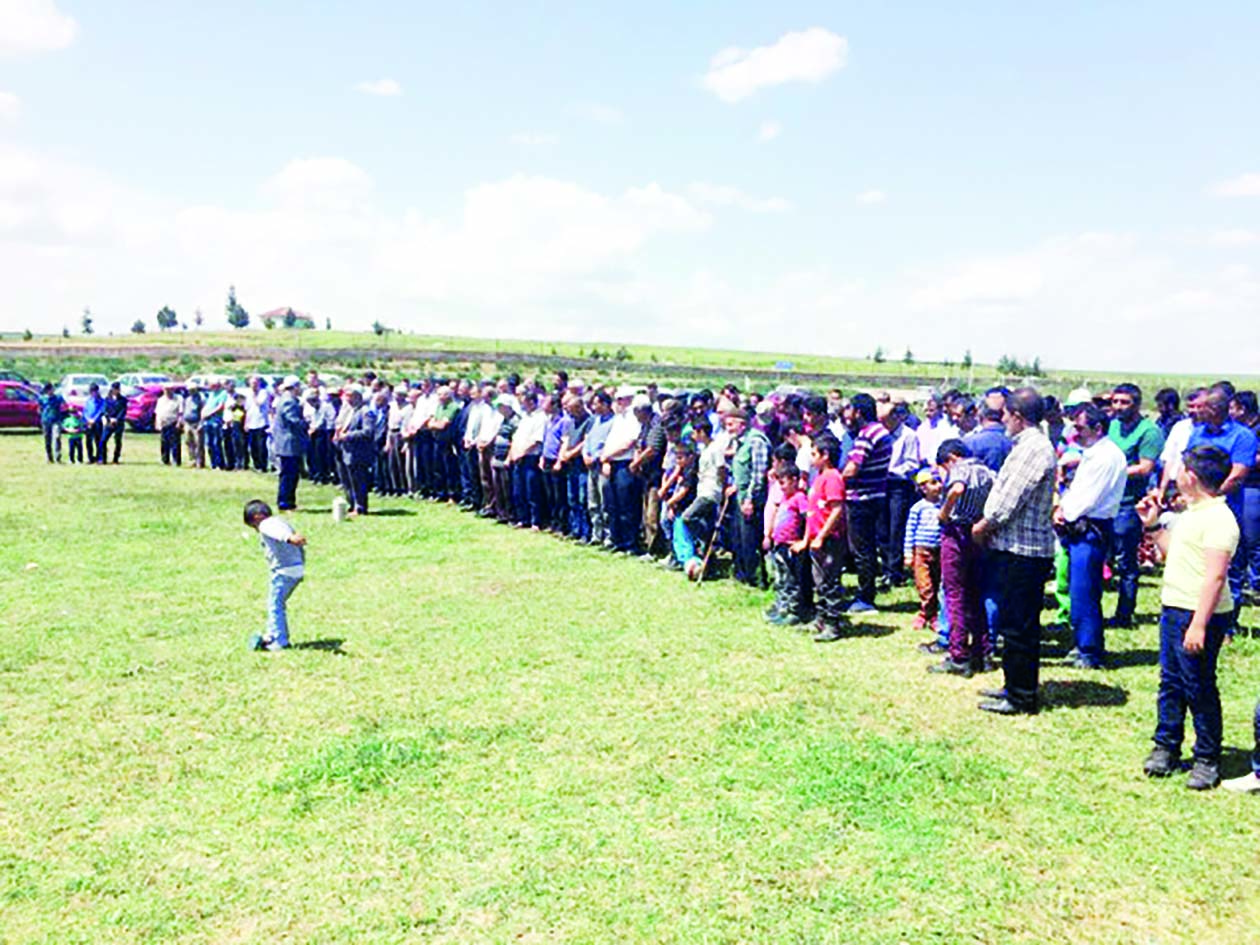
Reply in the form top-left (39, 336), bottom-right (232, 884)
top-left (1210, 228), bottom-right (1260, 247)
top-left (1210, 173), bottom-right (1260, 197)
top-left (572, 102), bottom-right (624, 125)
top-left (260, 157), bottom-right (374, 213)
top-left (0, 91), bottom-right (19, 120)
top-left (0, 0), bottom-right (77, 57)
top-left (757, 120), bottom-right (781, 142)
top-left (689, 182), bottom-right (791, 213)
top-left (855, 189), bottom-right (886, 206)
top-left (509, 131), bottom-right (557, 146)
top-left (355, 78), bottom-right (402, 97)
top-left (703, 27), bottom-right (847, 103)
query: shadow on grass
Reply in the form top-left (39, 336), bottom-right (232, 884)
top-left (1106, 649), bottom-right (1159, 668)
top-left (1220, 746), bottom-right (1255, 778)
top-left (874, 599), bottom-right (920, 614)
top-left (366, 508), bottom-right (416, 517)
top-left (835, 622), bottom-right (898, 639)
top-left (292, 638), bottom-right (349, 656)
top-left (1041, 679), bottom-right (1128, 711)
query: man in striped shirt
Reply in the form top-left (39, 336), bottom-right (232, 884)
top-left (972, 388), bottom-right (1058, 715)
top-left (842, 392), bottom-right (892, 613)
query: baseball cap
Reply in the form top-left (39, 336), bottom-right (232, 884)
top-left (1064, 387), bottom-right (1091, 408)
top-left (631, 394), bottom-right (652, 410)
top-left (282, 375), bottom-right (301, 389)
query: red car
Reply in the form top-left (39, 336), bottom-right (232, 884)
top-left (116, 373), bottom-right (175, 430)
top-left (0, 380), bottom-right (41, 429)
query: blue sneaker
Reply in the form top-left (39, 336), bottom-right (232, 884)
top-left (845, 600), bottom-right (878, 615)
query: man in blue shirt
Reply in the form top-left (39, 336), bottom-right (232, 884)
top-left (964, 392), bottom-right (1013, 472)
top-left (582, 391), bottom-right (615, 546)
top-left (82, 383), bottom-right (106, 464)
top-left (38, 383), bottom-right (67, 463)
top-left (1188, 385), bottom-right (1258, 623)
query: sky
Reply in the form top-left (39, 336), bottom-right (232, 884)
top-left (1, 1), bottom-right (1258, 373)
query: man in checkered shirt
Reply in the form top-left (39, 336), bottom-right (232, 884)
top-left (971, 387), bottom-right (1058, 715)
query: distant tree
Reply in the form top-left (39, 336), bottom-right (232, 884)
top-left (194, 307), bottom-right (204, 329)
top-left (225, 286), bottom-right (250, 329)
top-left (263, 316), bottom-right (276, 330)
top-left (961, 349), bottom-right (973, 369)
top-left (372, 320), bottom-right (388, 336)
top-left (873, 346), bottom-right (886, 364)
top-left (180, 322), bottom-right (187, 331)
top-left (62, 326), bottom-right (70, 339)
top-left (282, 308), bottom-right (298, 329)
top-left (614, 346), bottom-right (632, 362)
top-left (1032, 357), bottom-right (1043, 376)
top-left (131, 319), bottom-right (146, 334)
top-left (325, 317), bottom-right (332, 331)
top-left (903, 347), bottom-right (914, 365)
top-left (81, 307), bottom-right (94, 335)
top-left (155, 306), bottom-right (178, 331)
top-left (22, 328), bottom-right (32, 341)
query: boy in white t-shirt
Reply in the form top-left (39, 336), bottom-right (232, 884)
top-left (244, 499), bottom-right (307, 652)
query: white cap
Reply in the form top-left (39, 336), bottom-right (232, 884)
top-left (631, 394), bottom-right (652, 411)
top-left (282, 374), bottom-right (302, 389)
top-left (1065, 387), bottom-right (1091, 407)
top-left (615, 385), bottom-right (637, 399)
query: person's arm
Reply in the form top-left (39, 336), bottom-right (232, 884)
top-left (974, 444), bottom-right (1040, 540)
top-left (938, 481), bottom-right (964, 523)
top-left (1185, 548), bottom-right (1231, 654)
top-left (1221, 463), bottom-right (1250, 497)
top-left (288, 531), bottom-right (307, 547)
top-left (904, 505), bottom-right (921, 561)
top-left (812, 504), bottom-right (844, 549)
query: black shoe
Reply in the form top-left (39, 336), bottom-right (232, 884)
top-left (978, 698), bottom-right (1036, 716)
top-left (813, 625), bottom-right (845, 643)
top-left (976, 656), bottom-right (998, 674)
top-left (1142, 746), bottom-right (1180, 778)
top-left (1185, 759), bottom-right (1220, 791)
top-left (928, 658), bottom-right (974, 677)
top-left (1106, 617), bottom-right (1133, 630)
top-left (917, 641), bottom-right (948, 655)
top-left (978, 686), bottom-right (1007, 700)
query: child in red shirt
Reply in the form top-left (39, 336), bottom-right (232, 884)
top-left (795, 432), bottom-right (847, 641)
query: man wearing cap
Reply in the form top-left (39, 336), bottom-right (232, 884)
top-left (334, 386), bottom-right (375, 516)
top-left (272, 376), bottom-right (309, 511)
top-left (630, 393), bottom-right (667, 556)
top-left (101, 381), bottom-right (128, 464)
top-left (600, 387), bottom-right (644, 553)
top-left (726, 407), bottom-right (770, 586)
top-left (200, 378), bottom-right (228, 470)
top-left (1107, 383), bottom-right (1165, 628)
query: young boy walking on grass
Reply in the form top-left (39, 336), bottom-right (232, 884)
top-left (1138, 446), bottom-right (1238, 790)
top-left (903, 469), bottom-right (945, 632)
top-left (244, 499), bottom-right (306, 652)
top-left (799, 433), bottom-right (846, 642)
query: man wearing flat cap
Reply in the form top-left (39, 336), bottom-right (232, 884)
top-left (272, 375), bottom-right (309, 511)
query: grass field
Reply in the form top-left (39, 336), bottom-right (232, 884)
top-left (2, 431), bottom-right (1259, 944)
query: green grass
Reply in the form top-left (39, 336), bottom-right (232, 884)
top-left (2, 432), bottom-right (1259, 943)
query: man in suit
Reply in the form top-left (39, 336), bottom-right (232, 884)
top-left (334, 386), bottom-right (376, 516)
top-left (272, 376), bottom-right (309, 512)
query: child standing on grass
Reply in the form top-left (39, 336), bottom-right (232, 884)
top-left (903, 469), bottom-right (945, 632)
top-left (1138, 445), bottom-right (1238, 790)
top-left (63, 412), bottom-right (86, 464)
top-left (243, 499), bottom-right (306, 652)
top-left (767, 467), bottom-right (810, 626)
top-left (798, 433), bottom-right (846, 642)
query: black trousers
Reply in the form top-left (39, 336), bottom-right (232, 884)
top-left (248, 428), bottom-right (269, 471)
top-left (734, 497), bottom-right (767, 587)
top-left (277, 455), bottom-right (301, 510)
top-left (100, 422), bottom-right (123, 463)
top-left (160, 426), bottom-right (181, 466)
top-left (345, 460), bottom-right (371, 513)
top-left (847, 500), bottom-right (880, 604)
top-left (991, 550), bottom-right (1052, 712)
top-left (883, 477), bottom-right (916, 582)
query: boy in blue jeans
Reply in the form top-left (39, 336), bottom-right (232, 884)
top-left (244, 499), bottom-right (306, 652)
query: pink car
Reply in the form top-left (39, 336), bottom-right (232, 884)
top-left (0, 380), bottom-right (41, 429)
top-left (116, 373), bottom-right (174, 430)
top-left (56, 373), bottom-right (111, 415)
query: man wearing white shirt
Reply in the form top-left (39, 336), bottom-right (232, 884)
top-left (916, 394), bottom-right (958, 470)
top-left (509, 390), bottom-right (548, 528)
top-left (1054, 403), bottom-right (1129, 669)
top-left (244, 376), bottom-right (272, 472)
top-left (405, 378), bottom-right (438, 497)
top-left (600, 387), bottom-right (644, 553)
top-left (1159, 388), bottom-right (1207, 497)
top-left (474, 382), bottom-right (503, 515)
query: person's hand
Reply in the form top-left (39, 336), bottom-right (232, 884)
top-left (971, 519), bottom-right (991, 544)
top-left (903, 555), bottom-right (913, 571)
top-left (938, 509), bottom-right (949, 524)
top-left (1052, 505), bottom-right (1066, 527)
top-left (1183, 620), bottom-right (1206, 655)
top-left (290, 534), bottom-right (307, 547)
top-left (762, 536), bottom-right (772, 551)
top-left (725, 484), bottom-right (737, 498)
top-left (1135, 494), bottom-right (1160, 530)
top-left (810, 535), bottom-right (824, 551)
top-left (790, 538), bottom-right (808, 554)
top-left (601, 462), bottom-right (611, 478)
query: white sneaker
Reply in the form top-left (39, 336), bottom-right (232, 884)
top-left (1221, 772), bottom-right (1260, 793)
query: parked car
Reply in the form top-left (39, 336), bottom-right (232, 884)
top-left (184, 373), bottom-right (241, 390)
top-left (0, 380), bottom-right (41, 429)
top-left (56, 374), bottom-right (111, 414)
top-left (0, 369), bottom-right (38, 392)
top-left (116, 372), bottom-right (174, 430)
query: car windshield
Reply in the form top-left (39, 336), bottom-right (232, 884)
top-left (68, 376), bottom-right (108, 386)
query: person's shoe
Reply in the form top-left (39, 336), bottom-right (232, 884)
top-left (928, 658), bottom-right (974, 677)
top-left (1106, 616), bottom-right (1133, 630)
top-left (910, 615), bottom-right (928, 631)
top-left (978, 698), bottom-right (1035, 716)
top-left (780, 614), bottom-right (804, 627)
top-left (978, 686), bottom-right (1007, 700)
top-left (1185, 759), bottom-right (1221, 791)
top-left (1222, 771), bottom-right (1260, 793)
top-left (764, 604), bottom-right (781, 619)
top-left (917, 641), bottom-right (948, 655)
top-left (1070, 655), bottom-right (1104, 670)
top-left (685, 559), bottom-right (703, 582)
top-left (813, 624), bottom-right (845, 643)
top-left (845, 600), bottom-right (877, 615)
top-left (1142, 746), bottom-right (1180, 778)
top-left (249, 634), bottom-right (267, 651)
top-left (265, 640), bottom-right (289, 652)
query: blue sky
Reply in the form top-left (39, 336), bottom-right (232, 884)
top-left (2, 1), bottom-right (1258, 372)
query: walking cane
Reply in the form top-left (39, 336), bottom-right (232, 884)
top-left (695, 488), bottom-right (734, 584)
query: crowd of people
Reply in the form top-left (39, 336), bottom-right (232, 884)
top-left (34, 366), bottom-right (1260, 792)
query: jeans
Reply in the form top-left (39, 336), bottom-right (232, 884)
top-left (674, 495), bottom-right (718, 565)
top-left (86, 420), bottom-right (103, 463)
top-left (772, 544), bottom-right (807, 618)
top-left (883, 477), bottom-right (916, 582)
top-left (991, 550), bottom-right (1052, 712)
top-left (1066, 523), bottom-right (1112, 666)
top-left (566, 468), bottom-right (590, 540)
top-left (68, 436), bottom-right (84, 463)
top-left (941, 523), bottom-right (987, 664)
top-left (811, 535), bottom-right (846, 628)
top-left (1242, 486), bottom-right (1260, 593)
top-left (41, 420), bottom-right (62, 462)
top-left (608, 459), bottom-right (642, 552)
top-left (588, 467), bottom-right (609, 543)
top-left (544, 465), bottom-right (568, 531)
top-left (734, 497), bottom-right (766, 587)
top-left (847, 500), bottom-right (880, 605)
top-left (1110, 506), bottom-right (1142, 624)
top-left (203, 420), bottom-right (224, 469)
top-left (1153, 607), bottom-right (1230, 762)
top-left (100, 422), bottom-right (123, 463)
top-left (160, 425), bottom-right (181, 465)
top-left (512, 459), bottom-right (544, 527)
top-left (277, 454), bottom-right (301, 510)
top-left (266, 573), bottom-right (302, 648)
top-left (344, 460), bottom-right (370, 513)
